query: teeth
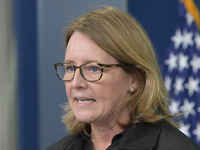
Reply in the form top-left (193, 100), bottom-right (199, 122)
top-left (76, 99), bottom-right (95, 104)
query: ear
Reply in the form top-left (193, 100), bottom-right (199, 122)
top-left (129, 74), bottom-right (139, 91)
top-left (128, 65), bottom-right (144, 92)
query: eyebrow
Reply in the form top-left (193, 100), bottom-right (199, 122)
top-left (63, 60), bottom-right (99, 64)
top-left (64, 60), bottom-right (74, 63)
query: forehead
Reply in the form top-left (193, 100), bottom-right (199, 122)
top-left (65, 32), bottom-right (118, 64)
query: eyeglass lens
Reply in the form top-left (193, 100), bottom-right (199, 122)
top-left (57, 63), bottom-right (102, 81)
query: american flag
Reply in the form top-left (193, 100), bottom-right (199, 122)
top-left (162, 2), bottom-right (200, 146)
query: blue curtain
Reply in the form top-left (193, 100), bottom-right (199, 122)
top-left (127, 0), bottom-right (179, 64)
top-left (14, 0), bottom-right (38, 150)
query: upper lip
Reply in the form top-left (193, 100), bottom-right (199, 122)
top-left (74, 96), bottom-right (96, 101)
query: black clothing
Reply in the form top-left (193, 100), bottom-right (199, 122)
top-left (46, 120), bottom-right (200, 150)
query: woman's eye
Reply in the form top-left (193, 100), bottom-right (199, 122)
top-left (65, 65), bottom-right (74, 72)
top-left (89, 65), bottom-right (101, 73)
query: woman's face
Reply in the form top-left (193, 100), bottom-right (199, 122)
top-left (65, 31), bottom-right (138, 125)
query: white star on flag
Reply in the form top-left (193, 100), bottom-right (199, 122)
top-left (174, 77), bottom-right (185, 94)
top-left (178, 53), bottom-right (189, 72)
top-left (184, 77), bottom-right (200, 96)
top-left (192, 123), bottom-right (200, 142)
top-left (169, 100), bottom-right (180, 114)
top-left (195, 32), bottom-right (200, 50)
top-left (164, 76), bottom-right (172, 91)
top-left (164, 52), bottom-right (178, 72)
top-left (190, 54), bottom-right (200, 73)
top-left (171, 29), bottom-right (183, 49)
top-left (180, 99), bottom-right (196, 118)
top-left (182, 29), bottom-right (194, 49)
top-left (179, 123), bottom-right (191, 137)
top-left (186, 12), bottom-right (194, 27)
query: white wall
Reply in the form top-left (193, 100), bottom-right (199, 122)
top-left (0, 0), bottom-right (17, 149)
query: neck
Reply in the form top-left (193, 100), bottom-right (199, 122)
top-left (91, 122), bottom-right (123, 150)
top-left (90, 109), bottom-right (130, 150)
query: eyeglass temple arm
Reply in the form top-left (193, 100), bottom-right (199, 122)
top-left (98, 63), bottom-right (121, 68)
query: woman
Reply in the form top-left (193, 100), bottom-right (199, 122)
top-left (47, 7), bottom-right (199, 150)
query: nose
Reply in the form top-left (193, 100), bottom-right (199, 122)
top-left (70, 68), bottom-right (87, 89)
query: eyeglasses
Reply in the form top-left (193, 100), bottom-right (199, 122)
top-left (54, 62), bottom-right (121, 82)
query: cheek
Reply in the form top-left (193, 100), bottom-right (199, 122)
top-left (97, 79), bottom-right (128, 103)
top-left (103, 73), bottom-right (130, 93)
top-left (65, 83), bottom-right (68, 93)
top-left (65, 83), bottom-right (72, 100)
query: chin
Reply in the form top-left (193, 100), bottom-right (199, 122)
top-left (74, 112), bottom-right (95, 123)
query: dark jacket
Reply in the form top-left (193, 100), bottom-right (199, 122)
top-left (46, 120), bottom-right (200, 150)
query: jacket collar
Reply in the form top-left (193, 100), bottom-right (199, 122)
top-left (118, 121), bottom-right (162, 150)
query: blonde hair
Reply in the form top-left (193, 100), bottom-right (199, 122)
top-left (62, 6), bottom-right (173, 134)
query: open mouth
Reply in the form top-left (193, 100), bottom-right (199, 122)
top-left (75, 98), bottom-right (96, 104)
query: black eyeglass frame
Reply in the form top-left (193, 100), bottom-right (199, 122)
top-left (54, 62), bottom-right (121, 82)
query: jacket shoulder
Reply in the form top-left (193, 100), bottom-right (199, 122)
top-left (157, 121), bottom-right (200, 150)
top-left (46, 134), bottom-right (80, 150)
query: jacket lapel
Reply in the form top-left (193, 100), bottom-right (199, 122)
top-left (118, 122), bottom-right (162, 150)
